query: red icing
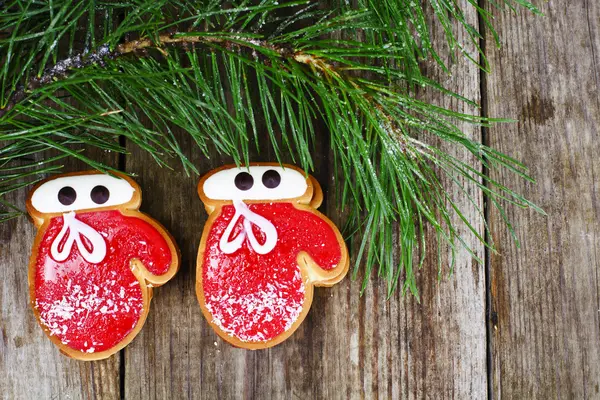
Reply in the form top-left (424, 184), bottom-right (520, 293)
top-left (202, 202), bottom-right (342, 342)
top-left (33, 210), bottom-right (172, 354)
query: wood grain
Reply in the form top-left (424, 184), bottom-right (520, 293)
top-left (0, 152), bottom-right (121, 400)
top-left (485, 1), bottom-right (600, 398)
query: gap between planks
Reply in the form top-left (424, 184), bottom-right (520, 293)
top-left (477, 0), bottom-right (494, 398)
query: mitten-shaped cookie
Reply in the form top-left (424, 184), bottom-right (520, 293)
top-left (196, 164), bottom-right (349, 349)
top-left (26, 171), bottom-right (179, 360)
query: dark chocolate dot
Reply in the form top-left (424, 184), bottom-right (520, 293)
top-left (91, 185), bottom-right (110, 204)
top-left (234, 172), bottom-right (254, 191)
top-left (262, 169), bottom-right (281, 189)
top-left (57, 186), bottom-right (76, 206)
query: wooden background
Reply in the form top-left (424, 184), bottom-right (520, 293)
top-left (1, 1), bottom-right (599, 398)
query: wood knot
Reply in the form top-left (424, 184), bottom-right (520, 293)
top-left (521, 93), bottom-right (555, 125)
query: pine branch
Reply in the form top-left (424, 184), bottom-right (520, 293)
top-left (0, 31), bottom-right (349, 119)
top-left (0, 0), bottom-right (542, 296)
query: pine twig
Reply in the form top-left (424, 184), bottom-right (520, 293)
top-left (0, 33), bottom-right (338, 118)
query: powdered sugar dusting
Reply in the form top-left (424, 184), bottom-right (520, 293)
top-left (206, 269), bottom-right (305, 342)
top-left (36, 275), bottom-right (143, 353)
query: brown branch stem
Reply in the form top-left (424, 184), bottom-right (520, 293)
top-left (115, 33), bottom-right (336, 73)
top-left (0, 33), bottom-right (336, 118)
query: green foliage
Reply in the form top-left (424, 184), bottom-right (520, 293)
top-left (0, 0), bottom-right (540, 296)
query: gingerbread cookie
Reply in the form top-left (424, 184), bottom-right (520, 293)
top-left (196, 164), bottom-right (349, 349)
top-left (26, 171), bottom-right (179, 360)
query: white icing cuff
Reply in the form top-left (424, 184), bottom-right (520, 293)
top-left (203, 166), bottom-right (308, 201)
top-left (31, 174), bottom-right (135, 213)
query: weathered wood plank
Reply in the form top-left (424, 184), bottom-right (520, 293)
top-left (122, 143), bottom-right (218, 400)
top-left (0, 153), bottom-right (121, 400)
top-left (395, 2), bottom-right (486, 397)
top-left (485, 1), bottom-right (600, 398)
top-left (311, 3), bottom-right (488, 397)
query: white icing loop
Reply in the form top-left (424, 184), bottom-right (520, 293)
top-left (219, 200), bottom-right (278, 255)
top-left (50, 212), bottom-right (107, 264)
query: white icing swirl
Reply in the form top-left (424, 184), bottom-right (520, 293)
top-left (219, 200), bottom-right (277, 255)
top-left (50, 212), bottom-right (107, 264)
